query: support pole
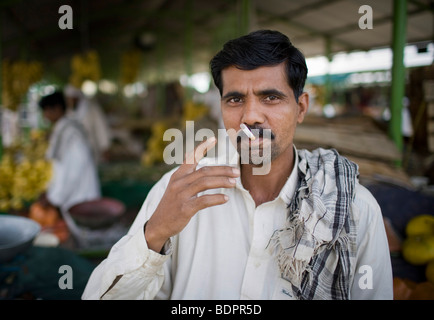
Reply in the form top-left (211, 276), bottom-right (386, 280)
top-left (80, 0), bottom-right (90, 51)
top-left (239, 0), bottom-right (250, 36)
top-left (0, 8), bottom-right (3, 161)
top-left (184, 0), bottom-right (193, 102)
top-left (156, 28), bottom-right (166, 115)
top-left (324, 36), bottom-right (332, 106)
top-left (389, 0), bottom-right (407, 154)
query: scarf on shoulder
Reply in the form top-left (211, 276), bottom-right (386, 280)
top-left (269, 148), bottom-right (359, 300)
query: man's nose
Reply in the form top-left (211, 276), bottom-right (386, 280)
top-left (240, 99), bottom-right (265, 126)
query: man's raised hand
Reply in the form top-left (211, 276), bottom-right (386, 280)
top-left (144, 137), bottom-right (240, 253)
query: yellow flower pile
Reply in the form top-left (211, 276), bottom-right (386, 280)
top-left (182, 100), bottom-right (209, 124)
top-left (140, 101), bottom-right (211, 168)
top-left (141, 121), bottom-right (170, 167)
top-left (0, 129), bottom-right (52, 212)
top-left (120, 49), bottom-right (142, 85)
top-left (2, 59), bottom-right (43, 111)
top-left (69, 50), bottom-right (101, 88)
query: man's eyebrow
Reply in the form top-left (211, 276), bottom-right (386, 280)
top-left (222, 89), bottom-right (288, 100)
top-left (256, 89), bottom-right (288, 98)
top-left (221, 91), bottom-right (244, 100)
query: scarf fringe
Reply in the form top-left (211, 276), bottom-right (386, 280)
top-left (269, 218), bottom-right (316, 288)
top-left (269, 220), bottom-right (353, 295)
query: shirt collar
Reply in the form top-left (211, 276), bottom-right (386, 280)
top-left (278, 146), bottom-right (299, 205)
top-left (232, 144), bottom-right (299, 204)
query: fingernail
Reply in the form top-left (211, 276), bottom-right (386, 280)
top-left (232, 168), bottom-right (240, 175)
top-left (224, 195), bottom-right (229, 201)
top-left (229, 178), bottom-right (236, 184)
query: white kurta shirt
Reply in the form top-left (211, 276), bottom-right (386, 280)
top-left (46, 116), bottom-right (101, 213)
top-left (82, 146), bottom-right (393, 300)
top-left (74, 98), bottom-right (111, 162)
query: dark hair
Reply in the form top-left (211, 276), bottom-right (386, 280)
top-left (39, 91), bottom-right (66, 111)
top-left (210, 29), bottom-right (308, 102)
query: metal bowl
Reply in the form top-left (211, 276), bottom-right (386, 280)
top-left (69, 197), bottom-right (125, 229)
top-left (0, 215), bottom-right (41, 263)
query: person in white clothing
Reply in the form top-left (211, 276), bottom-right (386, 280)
top-left (82, 30), bottom-right (393, 300)
top-left (64, 84), bottom-right (112, 163)
top-left (38, 91), bottom-right (101, 215)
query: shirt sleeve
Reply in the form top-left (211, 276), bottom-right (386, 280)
top-left (350, 183), bottom-right (394, 300)
top-left (81, 169), bottom-right (177, 300)
top-left (91, 103), bottom-right (112, 151)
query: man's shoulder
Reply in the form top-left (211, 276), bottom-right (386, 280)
top-left (297, 147), bottom-right (359, 172)
top-left (60, 117), bottom-right (86, 133)
top-left (354, 183), bottom-right (380, 207)
top-left (352, 182), bottom-right (383, 224)
top-left (150, 166), bottom-right (180, 189)
top-left (136, 166), bottom-right (180, 218)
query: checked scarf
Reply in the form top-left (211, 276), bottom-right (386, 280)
top-left (269, 148), bottom-right (359, 300)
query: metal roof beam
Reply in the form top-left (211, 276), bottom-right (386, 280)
top-left (287, 6), bottom-right (430, 53)
top-left (0, 0), bottom-right (23, 8)
top-left (260, 0), bottom-right (344, 23)
top-left (257, 9), bottom-right (359, 52)
top-left (408, 0), bottom-right (434, 13)
top-left (316, 7), bottom-right (429, 38)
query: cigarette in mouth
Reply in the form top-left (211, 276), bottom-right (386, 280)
top-left (240, 123), bottom-right (256, 141)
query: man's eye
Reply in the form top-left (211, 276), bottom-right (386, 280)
top-left (229, 97), bottom-right (242, 103)
top-left (265, 95), bottom-right (279, 101)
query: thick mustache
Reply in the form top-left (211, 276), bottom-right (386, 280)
top-left (236, 126), bottom-right (275, 142)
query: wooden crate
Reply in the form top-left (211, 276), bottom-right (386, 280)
top-left (428, 102), bottom-right (434, 117)
top-left (424, 80), bottom-right (434, 102)
top-left (426, 81), bottom-right (434, 152)
top-left (429, 119), bottom-right (434, 152)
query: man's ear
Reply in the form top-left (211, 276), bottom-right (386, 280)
top-left (297, 92), bottom-right (309, 124)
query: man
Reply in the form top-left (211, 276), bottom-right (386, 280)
top-left (82, 30), bottom-right (393, 300)
top-left (38, 91), bottom-right (101, 216)
top-left (64, 84), bottom-right (112, 163)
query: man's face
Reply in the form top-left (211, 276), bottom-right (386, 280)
top-left (220, 63), bottom-right (309, 166)
top-left (43, 105), bottom-right (64, 124)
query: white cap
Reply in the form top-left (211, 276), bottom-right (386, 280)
top-left (64, 84), bottom-right (84, 99)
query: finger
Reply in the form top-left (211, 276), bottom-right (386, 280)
top-left (183, 175), bottom-right (237, 197)
top-left (187, 193), bottom-right (229, 212)
top-left (184, 136), bottom-right (217, 166)
top-left (181, 165), bottom-right (240, 185)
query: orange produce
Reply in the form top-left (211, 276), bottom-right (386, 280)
top-left (29, 202), bottom-right (59, 227)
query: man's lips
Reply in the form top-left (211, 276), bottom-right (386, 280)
top-left (236, 127), bottom-right (274, 143)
